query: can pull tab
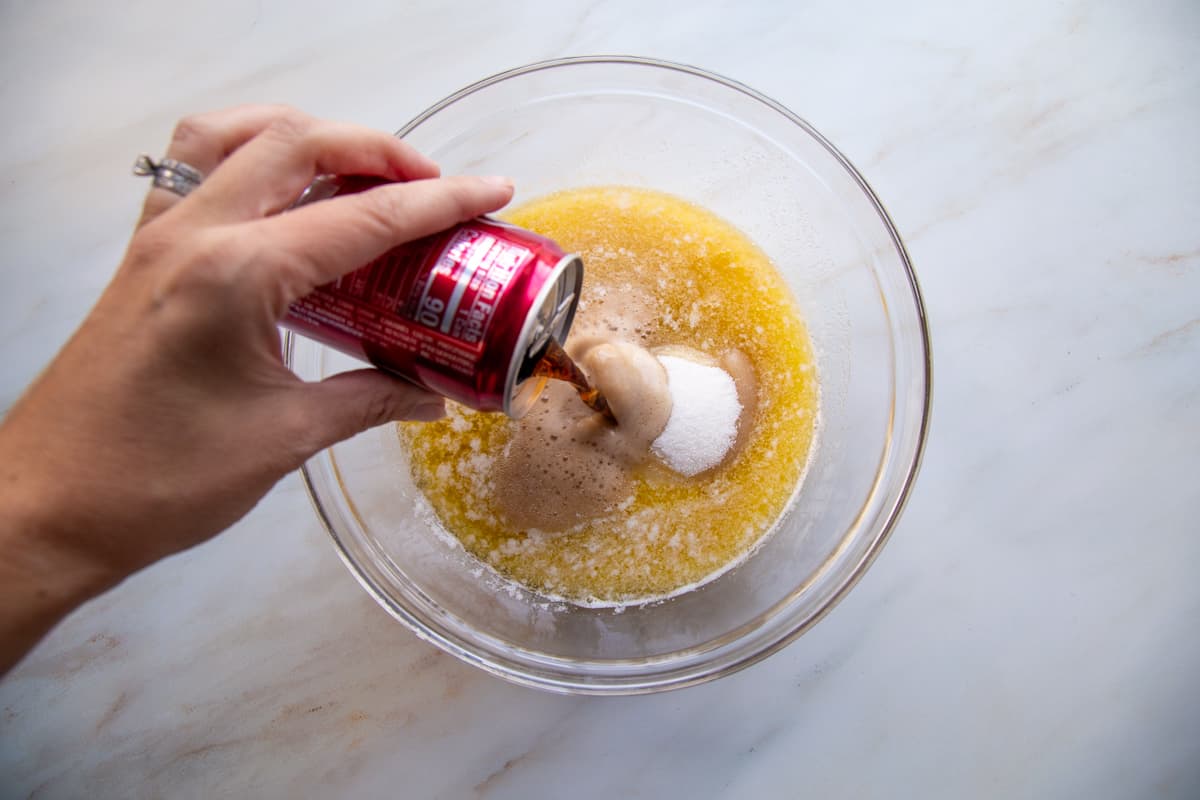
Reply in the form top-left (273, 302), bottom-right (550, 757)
top-left (526, 294), bottom-right (576, 358)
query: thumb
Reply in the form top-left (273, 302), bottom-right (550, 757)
top-left (294, 368), bottom-right (446, 454)
top-left (259, 174), bottom-right (516, 301)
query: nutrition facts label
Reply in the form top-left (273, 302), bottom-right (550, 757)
top-left (285, 223), bottom-right (535, 380)
top-left (409, 228), bottom-right (533, 348)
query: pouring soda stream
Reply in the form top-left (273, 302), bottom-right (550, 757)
top-left (531, 338), bottom-right (617, 423)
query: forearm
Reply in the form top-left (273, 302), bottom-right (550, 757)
top-left (0, 491), bottom-right (120, 674)
top-left (0, 375), bottom-right (146, 674)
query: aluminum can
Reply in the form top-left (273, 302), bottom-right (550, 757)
top-left (283, 181), bottom-right (582, 417)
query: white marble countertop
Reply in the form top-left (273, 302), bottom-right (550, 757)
top-left (2, 0), bottom-right (1198, 797)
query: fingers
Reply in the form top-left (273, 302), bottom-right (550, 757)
top-left (248, 175), bottom-right (515, 306)
top-left (140, 105), bottom-right (305, 226)
top-left (291, 369), bottom-right (446, 456)
top-left (191, 115), bottom-right (442, 222)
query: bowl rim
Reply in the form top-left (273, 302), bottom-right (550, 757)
top-left (291, 54), bottom-right (933, 694)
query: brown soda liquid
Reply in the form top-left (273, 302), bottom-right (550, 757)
top-left (532, 338), bottom-right (617, 423)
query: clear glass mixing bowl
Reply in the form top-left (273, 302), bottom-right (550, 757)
top-left (285, 56), bottom-right (931, 694)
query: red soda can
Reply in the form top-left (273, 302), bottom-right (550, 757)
top-left (282, 178), bottom-right (583, 417)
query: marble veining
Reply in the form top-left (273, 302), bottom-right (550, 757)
top-left (2, 0), bottom-right (1198, 797)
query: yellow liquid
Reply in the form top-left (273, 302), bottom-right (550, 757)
top-left (400, 186), bottom-right (818, 604)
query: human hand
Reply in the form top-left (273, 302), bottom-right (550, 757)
top-left (0, 105), bottom-right (514, 670)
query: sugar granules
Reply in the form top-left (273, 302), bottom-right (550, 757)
top-left (651, 355), bottom-right (742, 476)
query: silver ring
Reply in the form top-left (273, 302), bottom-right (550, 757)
top-left (133, 154), bottom-right (203, 197)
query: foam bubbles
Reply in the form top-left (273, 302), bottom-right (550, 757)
top-left (492, 338), bottom-right (671, 532)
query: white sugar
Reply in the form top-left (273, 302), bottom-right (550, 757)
top-left (651, 355), bottom-right (741, 477)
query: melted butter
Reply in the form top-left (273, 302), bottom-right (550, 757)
top-left (400, 186), bottom-right (819, 604)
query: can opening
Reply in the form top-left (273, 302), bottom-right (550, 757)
top-left (516, 293), bottom-right (577, 381)
top-left (504, 254), bottom-right (584, 418)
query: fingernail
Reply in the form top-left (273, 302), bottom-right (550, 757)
top-left (479, 175), bottom-right (514, 191)
top-left (407, 399), bottom-right (447, 422)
